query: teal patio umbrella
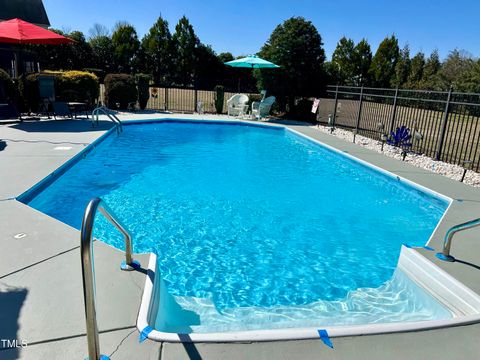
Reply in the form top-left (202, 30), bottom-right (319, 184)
top-left (224, 55), bottom-right (279, 91)
top-left (224, 55), bottom-right (280, 69)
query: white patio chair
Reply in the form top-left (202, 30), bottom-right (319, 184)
top-left (251, 96), bottom-right (276, 120)
top-left (227, 94), bottom-right (249, 117)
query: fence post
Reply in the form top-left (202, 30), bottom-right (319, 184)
top-left (389, 87), bottom-right (399, 134)
top-left (331, 84), bottom-right (339, 127)
top-left (353, 86), bottom-right (364, 142)
top-left (165, 88), bottom-right (168, 111)
top-left (194, 88), bottom-right (198, 113)
top-left (435, 87), bottom-right (453, 161)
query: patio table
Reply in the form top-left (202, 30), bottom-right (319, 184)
top-left (68, 102), bottom-right (89, 119)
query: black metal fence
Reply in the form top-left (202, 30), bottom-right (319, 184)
top-left (145, 87), bottom-right (259, 114)
top-left (317, 85), bottom-right (480, 172)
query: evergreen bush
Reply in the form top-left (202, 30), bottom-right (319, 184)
top-left (136, 74), bottom-right (151, 110)
top-left (104, 73), bottom-right (138, 109)
top-left (214, 85), bottom-right (224, 114)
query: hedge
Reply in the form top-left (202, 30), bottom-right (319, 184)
top-left (56, 71), bottom-right (99, 104)
top-left (17, 70), bottom-right (99, 112)
top-left (290, 98), bottom-right (315, 122)
top-left (104, 73), bottom-right (137, 109)
top-left (136, 74), bottom-right (151, 110)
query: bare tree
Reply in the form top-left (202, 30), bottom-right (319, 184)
top-left (88, 23), bottom-right (110, 39)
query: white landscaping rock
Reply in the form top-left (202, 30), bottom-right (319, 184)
top-left (311, 124), bottom-right (480, 188)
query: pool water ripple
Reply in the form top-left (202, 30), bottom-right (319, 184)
top-left (25, 121), bottom-right (451, 329)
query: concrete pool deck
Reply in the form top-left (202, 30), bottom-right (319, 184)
top-left (0, 113), bottom-right (479, 359)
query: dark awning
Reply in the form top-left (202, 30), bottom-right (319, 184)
top-left (0, 0), bottom-right (50, 28)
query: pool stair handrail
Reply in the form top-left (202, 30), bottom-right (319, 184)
top-left (81, 197), bottom-right (140, 360)
top-left (436, 217), bottom-right (480, 262)
top-left (91, 106), bottom-right (123, 134)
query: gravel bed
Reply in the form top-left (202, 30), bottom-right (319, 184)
top-left (311, 124), bottom-right (480, 188)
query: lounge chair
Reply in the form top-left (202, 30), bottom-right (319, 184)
top-left (52, 102), bottom-right (72, 119)
top-left (38, 75), bottom-right (55, 117)
top-left (251, 96), bottom-right (276, 120)
top-left (227, 94), bottom-right (249, 117)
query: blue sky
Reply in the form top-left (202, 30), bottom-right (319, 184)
top-left (43, 0), bottom-right (479, 60)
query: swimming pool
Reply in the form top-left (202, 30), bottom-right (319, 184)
top-left (21, 119), bottom-right (460, 335)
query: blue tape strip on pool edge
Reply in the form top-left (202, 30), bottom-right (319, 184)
top-left (318, 329), bottom-right (334, 349)
top-left (139, 326), bottom-right (153, 343)
top-left (404, 243), bottom-right (435, 251)
top-left (84, 355), bottom-right (110, 360)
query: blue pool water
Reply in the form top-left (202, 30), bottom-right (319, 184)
top-left (24, 120), bottom-right (451, 331)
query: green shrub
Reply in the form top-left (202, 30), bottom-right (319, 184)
top-left (290, 98), bottom-right (316, 122)
top-left (0, 69), bottom-right (15, 101)
top-left (136, 74), bottom-right (151, 110)
top-left (214, 85), bottom-right (224, 114)
top-left (16, 70), bottom-right (99, 111)
top-left (104, 73), bottom-right (137, 109)
top-left (83, 68), bottom-right (106, 83)
top-left (17, 73), bottom-right (41, 112)
top-left (56, 70), bottom-right (99, 105)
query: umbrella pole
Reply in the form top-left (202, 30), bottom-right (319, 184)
top-left (13, 46), bottom-right (24, 78)
top-left (13, 50), bottom-right (20, 78)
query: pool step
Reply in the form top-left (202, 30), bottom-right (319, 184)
top-left (154, 266), bottom-right (451, 333)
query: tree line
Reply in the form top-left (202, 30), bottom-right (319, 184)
top-left (327, 36), bottom-right (480, 93)
top-left (32, 16), bottom-right (256, 91)
top-left (30, 15), bottom-right (480, 110)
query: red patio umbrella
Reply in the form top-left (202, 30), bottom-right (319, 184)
top-left (0, 18), bottom-right (73, 45)
top-left (0, 18), bottom-right (73, 77)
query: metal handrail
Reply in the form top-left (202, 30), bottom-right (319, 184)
top-left (81, 197), bottom-right (139, 360)
top-left (91, 106), bottom-right (123, 133)
top-left (436, 217), bottom-right (480, 262)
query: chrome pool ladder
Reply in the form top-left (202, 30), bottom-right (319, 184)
top-left (81, 197), bottom-right (140, 360)
top-left (91, 106), bottom-right (123, 134)
top-left (436, 217), bottom-right (480, 262)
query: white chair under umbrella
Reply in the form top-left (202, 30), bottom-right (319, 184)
top-left (227, 94), bottom-right (249, 117)
top-left (252, 96), bottom-right (276, 120)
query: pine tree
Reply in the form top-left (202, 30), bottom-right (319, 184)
top-left (257, 17), bottom-right (326, 110)
top-left (194, 44), bottom-right (223, 89)
top-left (89, 34), bottom-right (115, 73)
top-left (438, 49), bottom-right (476, 91)
top-left (141, 16), bottom-right (174, 85)
top-left (172, 16), bottom-right (199, 87)
top-left (352, 39), bottom-right (372, 86)
top-left (423, 50), bottom-right (441, 79)
top-left (419, 50), bottom-right (441, 89)
top-left (392, 44), bottom-right (410, 87)
top-left (111, 22), bottom-right (140, 73)
top-left (406, 52), bottom-right (425, 88)
top-left (462, 59), bottom-right (480, 93)
top-left (368, 35), bottom-right (399, 88)
top-left (331, 37), bottom-right (356, 85)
